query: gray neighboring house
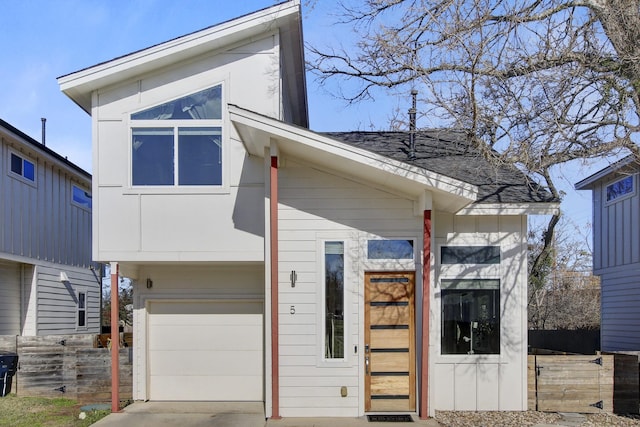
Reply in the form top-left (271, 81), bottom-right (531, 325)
top-left (576, 156), bottom-right (640, 351)
top-left (0, 118), bottom-right (99, 336)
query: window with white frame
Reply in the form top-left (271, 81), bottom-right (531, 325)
top-left (367, 239), bottom-right (414, 259)
top-left (77, 290), bottom-right (87, 328)
top-left (9, 152), bottom-right (36, 183)
top-left (130, 84), bottom-right (223, 186)
top-left (324, 241), bottom-right (345, 359)
top-left (72, 185), bottom-right (92, 210)
top-left (606, 175), bottom-right (635, 203)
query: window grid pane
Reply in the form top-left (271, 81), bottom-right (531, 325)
top-left (178, 127), bottom-right (222, 185)
top-left (325, 241), bottom-right (344, 359)
top-left (132, 128), bottom-right (175, 185)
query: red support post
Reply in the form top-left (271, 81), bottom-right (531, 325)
top-left (420, 210), bottom-right (431, 419)
top-left (110, 262), bottom-right (120, 413)
top-left (270, 156), bottom-right (281, 419)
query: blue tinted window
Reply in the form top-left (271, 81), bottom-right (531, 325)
top-left (23, 159), bottom-right (35, 181)
top-left (10, 153), bottom-right (35, 182)
top-left (441, 246), bottom-right (500, 264)
top-left (368, 240), bottom-right (414, 259)
top-left (178, 127), bottom-right (222, 185)
top-left (606, 176), bottom-right (634, 202)
top-left (72, 185), bottom-right (92, 209)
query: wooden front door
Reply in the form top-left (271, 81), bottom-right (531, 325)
top-left (365, 272), bottom-right (416, 412)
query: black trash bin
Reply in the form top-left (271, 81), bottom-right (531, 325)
top-left (0, 352), bottom-right (18, 397)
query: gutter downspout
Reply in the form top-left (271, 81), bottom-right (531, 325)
top-left (420, 210), bottom-right (431, 419)
top-left (110, 262), bottom-right (120, 413)
top-left (270, 155), bottom-right (281, 419)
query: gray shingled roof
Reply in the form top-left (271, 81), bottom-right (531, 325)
top-left (323, 130), bottom-right (557, 204)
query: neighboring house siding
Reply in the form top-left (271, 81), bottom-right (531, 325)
top-left (586, 174), bottom-right (640, 351)
top-left (278, 160), bottom-right (421, 417)
top-left (36, 264), bottom-right (100, 335)
top-left (93, 35), bottom-right (278, 263)
top-left (598, 264), bottom-right (640, 351)
top-left (432, 212), bottom-right (527, 411)
top-left (0, 260), bottom-right (21, 335)
top-left (591, 175), bottom-right (640, 273)
top-left (0, 135), bottom-right (92, 268)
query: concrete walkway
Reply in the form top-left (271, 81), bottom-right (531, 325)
top-left (90, 402), bottom-right (443, 426)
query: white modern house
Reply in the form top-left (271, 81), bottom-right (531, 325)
top-left (576, 156), bottom-right (640, 352)
top-left (58, 1), bottom-right (558, 418)
top-left (0, 118), bottom-right (98, 336)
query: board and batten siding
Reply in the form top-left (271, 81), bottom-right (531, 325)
top-left (587, 174), bottom-right (640, 351)
top-left (0, 135), bottom-right (92, 268)
top-left (432, 212), bottom-right (528, 412)
top-left (591, 175), bottom-right (640, 272)
top-left (277, 160), bottom-right (422, 417)
top-left (35, 264), bottom-right (100, 335)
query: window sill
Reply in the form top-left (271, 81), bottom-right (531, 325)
top-left (123, 186), bottom-right (231, 195)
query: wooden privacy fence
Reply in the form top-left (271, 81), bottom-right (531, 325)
top-left (0, 334), bottom-right (132, 403)
top-left (528, 354), bottom-right (638, 414)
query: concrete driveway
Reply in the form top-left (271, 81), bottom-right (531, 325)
top-left (90, 402), bottom-right (444, 426)
top-left (91, 402), bottom-right (266, 427)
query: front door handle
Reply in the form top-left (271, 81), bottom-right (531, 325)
top-left (365, 356), bottom-right (370, 374)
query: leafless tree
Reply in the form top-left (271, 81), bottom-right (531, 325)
top-left (528, 219), bottom-right (600, 330)
top-left (308, 0), bottom-right (640, 284)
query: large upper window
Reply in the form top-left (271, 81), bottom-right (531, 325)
top-left (324, 241), bottom-right (345, 359)
top-left (441, 279), bottom-right (500, 355)
top-left (130, 85), bottom-right (223, 186)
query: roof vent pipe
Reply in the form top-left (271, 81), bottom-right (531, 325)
top-left (41, 117), bottom-right (46, 146)
top-left (409, 89), bottom-right (418, 160)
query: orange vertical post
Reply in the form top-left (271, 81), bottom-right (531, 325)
top-left (110, 262), bottom-right (120, 413)
top-left (420, 210), bottom-right (431, 419)
top-left (270, 156), bottom-right (281, 419)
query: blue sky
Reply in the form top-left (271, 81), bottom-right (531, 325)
top-left (0, 0), bottom-right (596, 233)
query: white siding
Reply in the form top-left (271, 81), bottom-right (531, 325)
top-left (431, 212), bottom-right (528, 412)
top-left (93, 36), bottom-right (280, 263)
top-left (0, 260), bottom-right (21, 335)
top-left (35, 264), bottom-right (100, 335)
top-left (278, 160), bottom-right (421, 417)
top-left (0, 134), bottom-right (92, 268)
top-left (131, 264), bottom-right (264, 401)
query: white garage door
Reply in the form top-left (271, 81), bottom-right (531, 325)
top-left (148, 300), bottom-right (263, 401)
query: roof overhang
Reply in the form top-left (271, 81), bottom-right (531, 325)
top-left (58, 1), bottom-right (307, 125)
top-left (457, 203), bottom-right (560, 216)
top-left (229, 104), bottom-right (479, 213)
top-left (575, 155), bottom-right (636, 190)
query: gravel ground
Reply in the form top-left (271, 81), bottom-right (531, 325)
top-left (435, 411), bottom-right (640, 426)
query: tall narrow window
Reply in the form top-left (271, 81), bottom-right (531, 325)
top-left (325, 241), bottom-right (345, 359)
top-left (77, 291), bottom-right (87, 328)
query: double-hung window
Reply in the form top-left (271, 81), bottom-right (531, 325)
top-left (130, 84), bottom-right (223, 186)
